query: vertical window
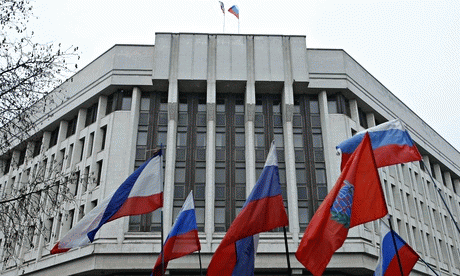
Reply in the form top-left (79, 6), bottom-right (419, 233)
top-left (87, 132), bottom-right (94, 157)
top-left (173, 93), bottom-right (206, 232)
top-left (215, 94), bottom-right (245, 232)
top-left (66, 116), bottom-right (77, 138)
top-left (85, 103), bottom-right (98, 127)
top-left (96, 160), bottom-right (103, 186)
top-left (293, 94), bottom-right (326, 230)
top-left (100, 126), bottom-right (107, 151)
top-left (33, 139), bottom-right (42, 157)
top-left (254, 94), bottom-right (286, 232)
top-left (130, 92), bottom-right (167, 232)
top-left (79, 137), bottom-right (85, 161)
top-left (18, 148), bottom-right (26, 166)
top-left (72, 171), bottom-right (80, 196)
top-left (49, 126), bottom-right (59, 148)
top-left (67, 144), bottom-right (74, 168)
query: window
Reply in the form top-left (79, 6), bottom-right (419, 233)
top-left (293, 94), bottom-right (326, 230)
top-left (100, 126), bottom-right (107, 151)
top-left (214, 93), bottom-right (245, 232)
top-left (72, 171), bottom-right (80, 196)
top-left (96, 160), bottom-right (103, 186)
top-left (87, 132), bottom-right (94, 156)
top-left (79, 137), bottom-right (85, 161)
top-left (327, 93), bottom-right (350, 117)
top-left (173, 93), bottom-right (206, 232)
top-left (49, 126), bottom-right (59, 148)
top-left (85, 103), bottom-right (98, 127)
top-left (358, 107), bottom-right (368, 129)
top-left (67, 144), bottom-right (74, 168)
top-left (33, 139), bottom-right (42, 157)
top-left (66, 116), bottom-right (77, 138)
top-left (254, 94), bottom-right (287, 232)
top-left (130, 92), bottom-right (167, 232)
top-left (18, 148), bottom-right (26, 166)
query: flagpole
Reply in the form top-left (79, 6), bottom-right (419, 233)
top-left (282, 226), bottom-right (292, 276)
top-left (420, 161), bottom-right (460, 235)
top-left (223, 13), bottom-right (225, 33)
top-left (199, 250), bottom-right (203, 276)
top-left (161, 209), bottom-right (165, 276)
top-left (387, 217), bottom-right (404, 276)
top-left (418, 256), bottom-right (440, 276)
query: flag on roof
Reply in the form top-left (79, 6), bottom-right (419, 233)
top-left (207, 142), bottom-right (288, 276)
top-left (374, 219), bottom-right (419, 276)
top-left (296, 133), bottom-right (388, 276)
top-left (336, 119), bottom-right (422, 170)
top-left (228, 5), bottom-right (239, 19)
top-left (219, 1), bottom-right (225, 14)
top-left (51, 150), bottom-right (163, 254)
top-left (152, 191), bottom-right (200, 276)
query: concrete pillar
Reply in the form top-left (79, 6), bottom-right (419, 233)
top-left (205, 34), bottom-right (217, 247)
top-left (281, 36), bottom-right (299, 242)
top-left (349, 99), bottom-right (359, 126)
top-left (245, 36), bottom-right (256, 193)
top-left (163, 34), bottom-right (180, 237)
top-left (366, 112), bottom-right (376, 128)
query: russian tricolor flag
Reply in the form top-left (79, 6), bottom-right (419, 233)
top-left (207, 142), bottom-right (289, 276)
top-left (152, 191), bottom-right (200, 276)
top-left (228, 5), bottom-right (239, 19)
top-left (336, 119), bottom-right (421, 170)
top-left (374, 220), bottom-right (419, 276)
top-left (51, 150), bottom-right (163, 254)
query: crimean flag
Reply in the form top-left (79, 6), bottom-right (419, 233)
top-left (207, 142), bottom-right (289, 276)
top-left (152, 191), bottom-right (200, 276)
top-left (374, 220), bottom-right (419, 276)
top-left (219, 1), bottom-right (225, 14)
top-left (51, 150), bottom-right (163, 254)
top-left (296, 133), bottom-right (388, 276)
top-left (228, 5), bottom-right (239, 19)
top-left (336, 119), bottom-right (422, 170)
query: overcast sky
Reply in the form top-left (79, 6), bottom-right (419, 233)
top-left (29, 0), bottom-right (460, 151)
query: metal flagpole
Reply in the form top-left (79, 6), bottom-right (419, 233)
top-left (418, 256), bottom-right (440, 276)
top-left (161, 209), bottom-right (165, 276)
top-left (160, 145), bottom-right (165, 276)
top-left (283, 226), bottom-right (292, 276)
top-left (388, 217), bottom-right (405, 276)
top-left (420, 161), bottom-right (460, 235)
top-left (223, 12), bottom-right (225, 33)
top-left (199, 250), bottom-right (203, 276)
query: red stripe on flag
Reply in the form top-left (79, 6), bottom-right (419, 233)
top-left (152, 230), bottom-right (201, 276)
top-left (109, 192), bottom-right (163, 222)
top-left (384, 244), bottom-right (419, 276)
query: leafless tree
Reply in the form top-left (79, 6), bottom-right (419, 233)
top-left (1, 0), bottom-right (79, 153)
top-left (0, 0), bottom-right (80, 268)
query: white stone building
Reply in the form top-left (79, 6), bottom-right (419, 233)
top-left (0, 33), bottom-right (459, 276)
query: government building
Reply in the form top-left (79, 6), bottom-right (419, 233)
top-left (0, 33), bottom-right (459, 275)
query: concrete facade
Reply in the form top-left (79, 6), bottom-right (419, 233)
top-left (0, 33), bottom-right (459, 275)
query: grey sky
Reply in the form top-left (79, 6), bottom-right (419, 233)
top-left (30, 0), bottom-right (460, 150)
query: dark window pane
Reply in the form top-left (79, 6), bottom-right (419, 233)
top-left (293, 115), bottom-right (302, 127)
top-left (216, 149), bottom-right (225, 161)
top-left (235, 114), bottom-right (244, 126)
top-left (140, 97), bottom-right (150, 111)
top-left (235, 169), bottom-right (245, 183)
top-left (136, 147), bottom-right (146, 160)
top-left (312, 134), bottom-right (323, 147)
top-left (274, 115), bottom-right (283, 127)
top-left (215, 186), bottom-right (226, 199)
top-left (235, 133), bottom-right (245, 147)
top-left (139, 113), bottom-right (149, 125)
top-left (215, 169), bottom-right (226, 183)
top-left (296, 169), bottom-right (306, 184)
top-left (316, 169), bottom-right (326, 183)
top-left (121, 97), bottom-right (132, 110)
top-left (159, 113), bottom-right (168, 125)
top-left (178, 113), bottom-right (188, 125)
top-left (216, 113), bottom-right (226, 126)
top-left (195, 185), bottom-right (205, 199)
top-left (236, 186), bottom-right (246, 200)
top-left (328, 100), bottom-right (337, 114)
top-left (196, 148), bottom-right (206, 161)
top-left (176, 133), bottom-right (187, 146)
top-left (255, 114), bottom-right (264, 127)
top-left (174, 185), bottom-right (185, 199)
top-left (295, 150), bottom-right (305, 162)
top-left (255, 149), bottom-right (265, 162)
top-left (196, 114), bottom-right (207, 126)
top-left (314, 150), bottom-right (325, 162)
top-left (317, 186), bottom-right (328, 200)
top-left (311, 115), bottom-right (321, 128)
top-left (297, 186), bottom-right (308, 200)
top-left (215, 208), bottom-right (226, 224)
top-left (175, 168), bottom-right (186, 183)
top-left (235, 149), bottom-right (245, 161)
top-left (310, 100), bottom-right (319, 113)
top-left (137, 131), bottom-right (148, 146)
top-left (196, 133), bottom-right (206, 147)
top-left (195, 169), bottom-right (205, 183)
